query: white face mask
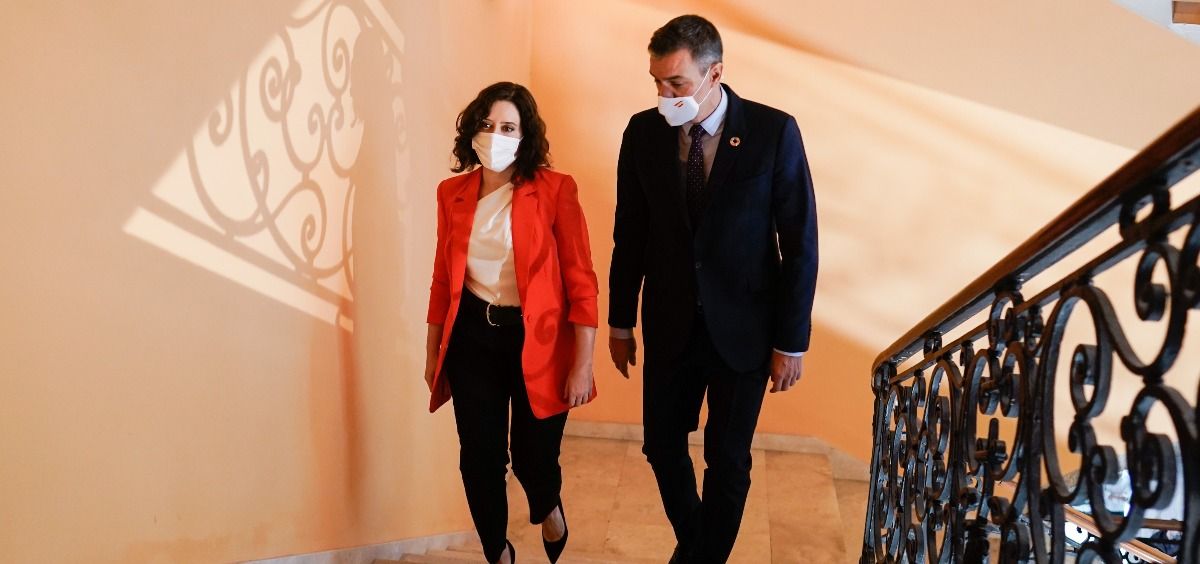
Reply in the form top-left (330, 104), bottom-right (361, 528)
top-left (657, 68), bottom-right (717, 127)
top-left (472, 132), bottom-right (521, 172)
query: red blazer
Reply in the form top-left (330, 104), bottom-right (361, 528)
top-left (427, 168), bottom-right (599, 418)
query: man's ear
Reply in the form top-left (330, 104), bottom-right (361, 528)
top-left (710, 61), bottom-right (724, 83)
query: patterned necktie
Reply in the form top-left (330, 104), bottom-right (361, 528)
top-left (686, 123), bottom-right (706, 224)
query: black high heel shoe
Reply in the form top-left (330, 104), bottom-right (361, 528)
top-left (542, 502), bottom-right (568, 563)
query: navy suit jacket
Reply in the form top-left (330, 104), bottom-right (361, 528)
top-left (609, 85), bottom-right (818, 373)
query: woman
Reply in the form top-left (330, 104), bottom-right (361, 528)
top-left (424, 82), bottom-right (599, 564)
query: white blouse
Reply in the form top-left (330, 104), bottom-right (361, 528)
top-left (464, 182), bottom-right (520, 306)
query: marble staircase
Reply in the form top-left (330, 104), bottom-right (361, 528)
top-left (376, 435), bottom-right (869, 564)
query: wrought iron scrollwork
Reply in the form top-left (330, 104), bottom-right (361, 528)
top-left (862, 109), bottom-right (1200, 563)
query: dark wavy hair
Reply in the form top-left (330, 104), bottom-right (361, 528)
top-left (451, 82), bottom-right (550, 185)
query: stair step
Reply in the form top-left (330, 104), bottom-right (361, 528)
top-left (442, 545), bottom-right (635, 563)
top-left (834, 478), bottom-right (870, 561)
top-left (415, 549), bottom-right (480, 561)
top-left (393, 556), bottom-right (473, 564)
top-left (765, 452), bottom-right (849, 562)
top-left (379, 435), bottom-right (865, 563)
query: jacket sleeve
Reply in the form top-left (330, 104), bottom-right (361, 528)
top-left (553, 175), bottom-right (600, 327)
top-left (608, 119), bottom-right (648, 329)
top-left (426, 183), bottom-right (452, 325)
top-left (771, 116), bottom-right (818, 353)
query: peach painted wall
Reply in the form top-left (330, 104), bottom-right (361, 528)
top-left (528, 0), bottom-right (1170, 463)
top-left (636, 0), bottom-right (1200, 150)
top-left (0, 1), bottom-right (531, 562)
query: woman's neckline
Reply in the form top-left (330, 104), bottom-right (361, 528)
top-left (478, 181), bottom-right (514, 201)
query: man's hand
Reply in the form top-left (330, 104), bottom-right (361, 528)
top-left (609, 335), bottom-right (638, 379)
top-left (769, 352), bottom-right (803, 393)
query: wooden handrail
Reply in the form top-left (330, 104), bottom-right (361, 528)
top-left (1061, 505), bottom-right (1176, 563)
top-left (1175, 1), bottom-right (1200, 25)
top-left (994, 481), bottom-right (1178, 563)
top-left (873, 105), bottom-right (1200, 370)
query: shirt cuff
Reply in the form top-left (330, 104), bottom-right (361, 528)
top-left (773, 349), bottom-right (805, 358)
top-left (610, 327), bottom-right (634, 339)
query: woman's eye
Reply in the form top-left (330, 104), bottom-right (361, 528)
top-left (502, 125), bottom-right (514, 133)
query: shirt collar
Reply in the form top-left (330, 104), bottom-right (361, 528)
top-left (691, 83), bottom-right (727, 137)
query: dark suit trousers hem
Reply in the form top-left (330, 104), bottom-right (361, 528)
top-left (642, 316), bottom-right (768, 564)
top-left (444, 291), bottom-right (568, 563)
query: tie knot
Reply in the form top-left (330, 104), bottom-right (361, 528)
top-left (689, 123), bottom-right (705, 140)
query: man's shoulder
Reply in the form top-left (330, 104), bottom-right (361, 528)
top-left (625, 108), bottom-right (662, 131)
top-left (737, 95), bottom-right (794, 129)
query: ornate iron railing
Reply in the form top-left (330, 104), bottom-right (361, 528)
top-left (861, 107), bottom-right (1200, 563)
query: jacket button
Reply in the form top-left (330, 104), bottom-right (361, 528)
top-left (694, 261), bottom-right (702, 270)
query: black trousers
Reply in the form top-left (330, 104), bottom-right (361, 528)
top-left (642, 315), bottom-right (769, 564)
top-left (444, 291), bottom-right (568, 563)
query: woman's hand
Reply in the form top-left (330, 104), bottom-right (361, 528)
top-left (425, 324), bottom-right (445, 394)
top-left (564, 358), bottom-right (593, 407)
top-left (424, 351), bottom-right (438, 392)
top-left (564, 323), bottom-right (597, 408)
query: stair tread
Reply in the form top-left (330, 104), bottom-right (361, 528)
top-left (405, 552), bottom-right (476, 563)
top-left (765, 452), bottom-right (849, 563)
top-left (380, 435), bottom-right (861, 563)
top-left (440, 545), bottom-right (643, 563)
top-left (835, 478), bottom-right (870, 562)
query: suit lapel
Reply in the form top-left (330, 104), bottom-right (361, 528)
top-left (704, 85), bottom-right (745, 204)
top-left (647, 115), bottom-right (689, 231)
top-left (448, 169), bottom-right (481, 295)
top-left (510, 176), bottom-right (539, 305)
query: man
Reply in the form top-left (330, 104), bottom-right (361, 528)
top-left (608, 15), bottom-right (818, 563)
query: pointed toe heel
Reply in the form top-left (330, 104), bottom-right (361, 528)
top-left (543, 502), bottom-right (568, 563)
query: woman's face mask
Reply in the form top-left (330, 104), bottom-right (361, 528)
top-left (472, 131), bottom-right (521, 172)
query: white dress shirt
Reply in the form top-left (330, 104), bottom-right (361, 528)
top-left (464, 182), bottom-right (521, 306)
top-left (611, 86), bottom-right (802, 357)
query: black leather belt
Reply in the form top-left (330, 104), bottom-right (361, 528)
top-left (461, 290), bottom-right (523, 327)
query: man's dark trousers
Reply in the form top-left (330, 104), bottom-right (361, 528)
top-left (643, 312), bottom-right (769, 563)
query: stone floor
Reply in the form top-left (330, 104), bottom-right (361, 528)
top-left (384, 435), bottom-right (869, 563)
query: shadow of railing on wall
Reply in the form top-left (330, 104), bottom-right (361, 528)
top-left (122, 0), bottom-right (408, 332)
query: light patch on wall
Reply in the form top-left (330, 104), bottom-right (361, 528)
top-left (123, 0), bottom-right (407, 330)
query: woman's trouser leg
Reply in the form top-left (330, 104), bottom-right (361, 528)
top-left (445, 314), bottom-right (515, 563)
top-left (509, 361), bottom-right (567, 524)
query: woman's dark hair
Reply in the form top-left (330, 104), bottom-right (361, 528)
top-left (648, 15), bottom-right (723, 68)
top-left (451, 82), bottom-right (550, 185)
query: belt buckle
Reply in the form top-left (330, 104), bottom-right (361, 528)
top-left (485, 302), bottom-right (500, 327)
